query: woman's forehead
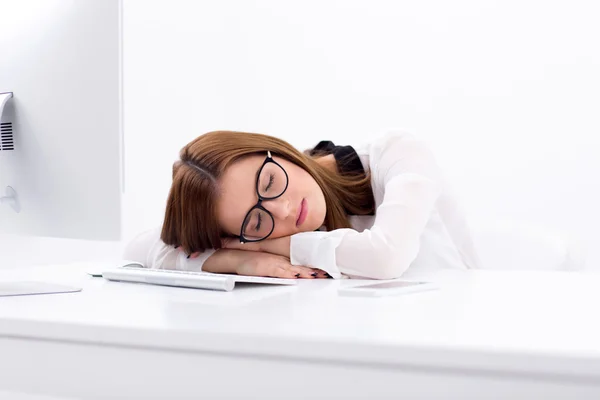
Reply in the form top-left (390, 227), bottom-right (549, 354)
top-left (222, 154), bottom-right (264, 185)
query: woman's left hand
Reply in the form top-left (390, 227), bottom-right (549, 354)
top-left (222, 236), bottom-right (291, 258)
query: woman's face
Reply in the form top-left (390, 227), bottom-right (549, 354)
top-left (216, 153), bottom-right (327, 240)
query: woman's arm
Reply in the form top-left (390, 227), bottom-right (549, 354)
top-left (272, 132), bottom-right (442, 279)
top-left (291, 172), bottom-right (440, 279)
top-left (123, 226), bottom-right (324, 278)
top-left (220, 236), bottom-right (291, 258)
top-left (203, 249), bottom-right (326, 278)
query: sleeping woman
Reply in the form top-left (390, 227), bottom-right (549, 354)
top-left (124, 130), bottom-right (481, 279)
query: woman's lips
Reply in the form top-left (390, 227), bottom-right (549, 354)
top-left (296, 198), bottom-right (308, 227)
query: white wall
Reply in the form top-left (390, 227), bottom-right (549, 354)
top-left (123, 0), bottom-right (600, 270)
top-left (2, 0), bottom-right (599, 270)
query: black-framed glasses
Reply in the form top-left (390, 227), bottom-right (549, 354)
top-left (239, 151), bottom-right (289, 243)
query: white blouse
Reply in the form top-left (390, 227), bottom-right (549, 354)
top-left (123, 131), bottom-right (482, 279)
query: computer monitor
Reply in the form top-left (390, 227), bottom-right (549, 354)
top-left (0, 0), bottom-right (123, 241)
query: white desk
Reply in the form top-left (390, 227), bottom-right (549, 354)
top-left (0, 265), bottom-right (599, 399)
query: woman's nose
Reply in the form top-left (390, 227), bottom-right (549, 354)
top-left (263, 197), bottom-right (290, 221)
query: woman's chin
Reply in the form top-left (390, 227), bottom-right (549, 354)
top-left (298, 219), bottom-right (320, 233)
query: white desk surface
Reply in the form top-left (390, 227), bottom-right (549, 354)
top-left (1, 264), bottom-right (599, 383)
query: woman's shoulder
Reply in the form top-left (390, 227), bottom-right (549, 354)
top-left (357, 130), bottom-right (442, 186)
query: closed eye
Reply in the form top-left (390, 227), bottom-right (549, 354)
top-left (254, 212), bottom-right (262, 231)
top-left (265, 174), bottom-right (275, 192)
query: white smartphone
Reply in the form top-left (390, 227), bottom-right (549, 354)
top-left (338, 280), bottom-right (438, 297)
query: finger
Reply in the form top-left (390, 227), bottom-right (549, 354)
top-left (262, 264), bottom-right (299, 279)
top-left (287, 265), bottom-right (319, 279)
top-left (188, 252), bottom-right (200, 259)
top-left (237, 262), bottom-right (298, 279)
top-left (284, 264), bottom-right (327, 279)
top-left (314, 268), bottom-right (332, 279)
top-left (278, 266), bottom-right (303, 279)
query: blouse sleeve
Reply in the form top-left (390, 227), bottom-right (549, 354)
top-left (122, 226), bottom-right (216, 271)
top-left (290, 132), bottom-right (443, 279)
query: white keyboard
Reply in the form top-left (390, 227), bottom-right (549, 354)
top-left (102, 266), bottom-right (298, 292)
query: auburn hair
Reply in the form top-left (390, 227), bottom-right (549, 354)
top-left (161, 130), bottom-right (375, 255)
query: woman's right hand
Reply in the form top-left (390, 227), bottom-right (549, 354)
top-left (199, 249), bottom-right (330, 279)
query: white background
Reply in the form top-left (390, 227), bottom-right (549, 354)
top-left (1, 0), bottom-right (599, 270)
